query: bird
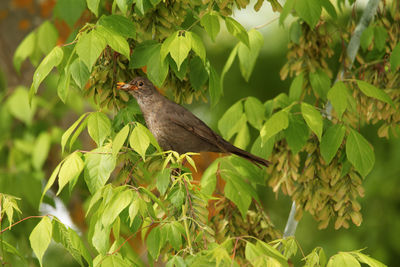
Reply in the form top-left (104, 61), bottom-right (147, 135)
top-left (117, 77), bottom-right (270, 167)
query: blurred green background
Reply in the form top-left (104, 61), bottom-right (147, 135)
top-left (0, 0), bottom-right (399, 266)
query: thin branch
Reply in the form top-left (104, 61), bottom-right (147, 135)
top-left (231, 237), bottom-right (239, 266)
top-left (254, 17), bottom-right (280, 30)
top-left (0, 215), bottom-right (47, 234)
top-left (283, 201), bottom-right (298, 238)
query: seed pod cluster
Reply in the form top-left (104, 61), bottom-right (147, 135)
top-left (210, 198), bottom-right (281, 260)
top-left (202, 0), bottom-right (250, 16)
top-left (343, 9), bottom-right (400, 138)
top-left (280, 21), bottom-right (334, 83)
top-left (133, 0), bottom-right (192, 42)
top-left (86, 47), bottom-right (135, 110)
top-left (267, 139), bottom-right (364, 229)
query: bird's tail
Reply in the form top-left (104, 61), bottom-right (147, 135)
top-left (223, 141), bottom-right (270, 168)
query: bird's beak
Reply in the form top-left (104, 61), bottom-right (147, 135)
top-left (117, 82), bottom-right (138, 91)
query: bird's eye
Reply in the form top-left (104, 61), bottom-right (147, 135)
top-left (138, 82), bottom-right (144, 86)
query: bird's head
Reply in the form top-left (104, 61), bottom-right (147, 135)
top-left (117, 77), bottom-right (156, 98)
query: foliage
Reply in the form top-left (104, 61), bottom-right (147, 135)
top-left (1, 0), bottom-right (399, 266)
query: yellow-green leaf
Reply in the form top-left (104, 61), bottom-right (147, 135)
top-left (29, 217), bottom-right (52, 267)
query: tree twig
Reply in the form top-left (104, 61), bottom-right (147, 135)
top-left (283, 202), bottom-right (298, 238)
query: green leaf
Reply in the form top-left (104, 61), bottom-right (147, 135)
top-left (147, 227), bottom-right (161, 259)
top-left (200, 160), bottom-right (219, 195)
top-left (52, 220), bottom-right (92, 266)
top-left (112, 124), bottom-right (130, 157)
top-left (169, 33), bottom-right (191, 71)
top-left (257, 241), bottom-right (289, 267)
top-left (327, 252), bottom-right (361, 267)
top-left (129, 124), bottom-right (150, 160)
top-left (225, 17), bottom-right (249, 47)
top-left (327, 81), bottom-right (350, 119)
top-left (97, 254), bottom-right (131, 267)
top-left (360, 26), bottom-right (374, 51)
top-left (40, 163), bottom-right (62, 204)
top-left (136, 122), bottom-right (162, 152)
top-left (294, 0), bottom-right (322, 28)
top-left (37, 21), bottom-right (58, 54)
top-left (134, 0), bottom-right (154, 15)
top-left (70, 58), bottom-right (90, 89)
top-left (244, 96), bottom-right (264, 130)
top-left (116, 0), bottom-right (129, 14)
top-left (0, 240), bottom-right (26, 263)
top-left (102, 189), bottom-right (132, 227)
top-left (130, 41), bottom-right (160, 69)
top-left (251, 135), bottom-right (274, 159)
top-left (32, 132), bottom-right (51, 171)
top-left (96, 26), bottom-right (130, 58)
top-left (346, 129), bottom-right (375, 177)
top-left (98, 15), bottom-right (136, 38)
top-left (156, 168), bottom-right (170, 195)
top-left (167, 222), bottom-right (182, 251)
top-left (289, 20), bottom-right (302, 44)
top-left (220, 46), bottom-right (238, 90)
top-left (57, 68), bottom-right (71, 103)
top-left (76, 30), bottom-right (106, 71)
top-left (169, 188), bottom-right (185, 208)
top-left (233, 123), bottom-right (250, 149)
top-left (54, 0), bottom-right (86, 27)
top-left (88, 112), bottom-right (111, 147)
top-left (84, 146), bottom-right (116, 194)
top-left (147, 44), bottom-right (168, 87)
top-left (238, 29), bottom-right (264, 81)
top-left (87, 0), bottom-right (100, 16)
top-left (260, 109), bottom-right (289, 143)
top-left (218, 101), bottom-right (243, 139)
top-left (188, 31), bottom-right (206, 63)
top-left (289, 74), bottom-right (303, 102)
top-left (209, 65), bottom-right (222, 106)
top-left (57, 152), bottom-right (84, 195)
top-left (149, 0), bottom-right (161, 6)
top-left (224, 178), bottom-right (251, 219)
top-left (284, 114), bottom-right (309, 154)
top-left (309, 69), bottom-right (330, 100)
top-left (168, 56), bottom-right (188, 81)
top-left (350, 251), bottom-right (387, 267)
top-left (280, 0), bottom-right (295, 25)
top-left (13, 31), bottom-right (36, 73)
top-left (61, 112), bottom-right (90, 153)
top-left (189, 56), bottom-right (208, 91)
top-left (6, 87), bottom-right (36, 125)
top-left (200, 12), bottom-right (220, 41)
top-left (373, 26), bottom-right (387, 51)
top-left (160, 32), bottom-right (178, 60)
top-left (29, 216), bottom-right (52, 267)
top-left (301, 102), bottom-right (323, 141)
top-left (31, 46), bottom-right (64, 94)
top-left (321, 0), bottom-right (337, 19)
top-left (390, 43), bottom-right (400, 72)
top-left (320, 124), bottom-right (346, 164)
top-left (356, 80), bottom-right (394, 107)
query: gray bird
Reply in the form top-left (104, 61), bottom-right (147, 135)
top-left (117, 77), bottom-right (270, 167)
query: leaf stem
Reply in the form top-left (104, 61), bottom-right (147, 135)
top-left (182, 204), bottom-right (193, 253)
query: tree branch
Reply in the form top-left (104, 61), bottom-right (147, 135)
top-left (283, 201), bottom-right (298, 238)
top-left (283, 0), bottom-right (380, 239)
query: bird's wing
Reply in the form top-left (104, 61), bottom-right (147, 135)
top-left (165, 102), bottom-right (228, 152)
